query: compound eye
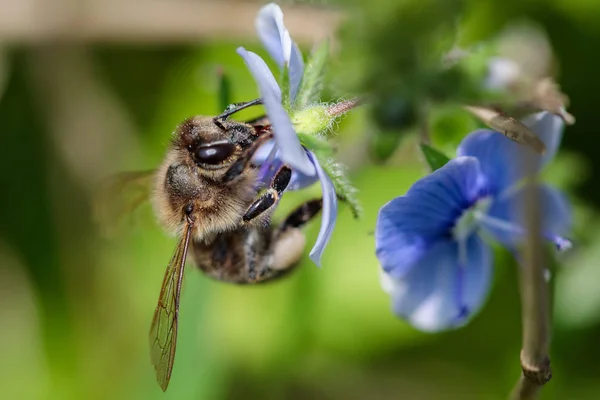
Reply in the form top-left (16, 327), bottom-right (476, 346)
top-left (195, 141), bottom-right (235, 165)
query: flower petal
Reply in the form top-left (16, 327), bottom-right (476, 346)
top-left (375, 157), bottom-right (489, 279)
top-left (237, 48), bottom-right (314, 176)
top-left (458, 112), bottom-right (565, 193)
top-left (382, 234), bottom-right (492, 332)
top-left (484, 184), bottom-right (572, 248)
top-left (289, 42), bottom-right (304, 102)
top-left (253, 141), bottom-right (319, 189)
top-left (307, 151), bottom-right (337, 267)
top-left (521, 111), bottom-right (564, 166)
top-left (255, 3), bottom-right (292, 68)
top-left (457, 129), bottom-right (523, 194)
top-left (236, 47), bottom-right (281, 101)
top-left (254, 3), bottom-right (303, 101)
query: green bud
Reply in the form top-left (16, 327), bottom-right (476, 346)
top-left (291, 104), bottom-right (333, 136)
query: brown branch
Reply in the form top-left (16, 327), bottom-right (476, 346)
top-left (510, 152), bottom-right (552, 400)
top-left (0, 0), bottom-right (342, 44)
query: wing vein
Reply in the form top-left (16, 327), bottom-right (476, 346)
top-left (149, 222), bottom-right (193, 392)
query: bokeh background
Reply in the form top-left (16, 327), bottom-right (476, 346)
top-left (1, 0), bottom-right (600, 399)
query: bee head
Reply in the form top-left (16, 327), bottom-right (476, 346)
top-left (174, 116), bottom-right (259, 174)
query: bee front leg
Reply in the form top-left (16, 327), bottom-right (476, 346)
top-left (243, 165), bottom-right (292, 223)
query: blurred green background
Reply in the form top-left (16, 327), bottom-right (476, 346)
top-left (2, 0), bottom-right (600, 399)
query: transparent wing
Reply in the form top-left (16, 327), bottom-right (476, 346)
top-left (149, 223), bottom-right (193, 392)
top-left (93, 170), bottom-right (155, 236)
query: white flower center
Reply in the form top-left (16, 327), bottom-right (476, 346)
top-left (452, 197), bottom-right (492, 242)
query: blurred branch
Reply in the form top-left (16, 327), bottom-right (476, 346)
top-left (510, 154), bottom-right (552, 400)
top-left (0, 0), bottom-right (341, 44)
top-left (418, 100), bottom-right (431, 144)
top-left (27, 45), bottom-right (142, 187)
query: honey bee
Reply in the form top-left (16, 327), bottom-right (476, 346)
top-left (100, 100), bottom-right (323, 391)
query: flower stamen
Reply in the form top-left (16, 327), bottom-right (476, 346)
top-left (473, 211), bottom-right (572, 252)
top-left (452, 197), bottom-right (491, 242)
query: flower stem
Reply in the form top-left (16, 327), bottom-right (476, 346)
top-left (510, 153), bottom-right (552, 400)
top-left (326, 97), bottom-right (362, 117)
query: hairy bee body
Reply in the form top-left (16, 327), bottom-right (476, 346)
top-left (152, 114), bottom-right (318, 283)
top-left (142, 102), bottom-right (322, 391)
top-left (152, 117), bottom-right (262, 243)
top-left (192, 225), bottom-right (305, 284)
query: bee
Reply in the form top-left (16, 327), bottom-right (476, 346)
top-left (98, 100), bottom-right (323, 391)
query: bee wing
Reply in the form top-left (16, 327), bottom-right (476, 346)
top-left (93, 170), bottom-right (155, 235)
top-left (149, 222), bottom-right (193, 392)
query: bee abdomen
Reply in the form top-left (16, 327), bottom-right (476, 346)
top-left (192, 226), bottom-right (283, 284)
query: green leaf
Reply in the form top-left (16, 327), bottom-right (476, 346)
top-left (295, 39), bottom-right (329, 108)
top-left (217, 67), bottom-right (231, 113)
top-left (297, 132), bottom-right (335, 159)
top-left (318, 157), bottom-right (362, 219)
top-left (419, 143), bottom-right (450, 172)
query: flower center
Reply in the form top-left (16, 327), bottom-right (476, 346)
top-left (452, 197), bottom-right (492, 242)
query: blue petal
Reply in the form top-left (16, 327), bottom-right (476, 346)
top-left (255, 3), bottom-right (290, 67)
top-left (253, 141), bottom-right (318, 190)
top-left (521, 111), bottom-right (564, 166)
top-left (236, 47), bottom-right (281, 101)
top-left (237, 48), bottom-right (315, 176)
top-left (484, 184), bottom-right (572, 248)
top-left (457, 129), bottom-right (520, 194)
top-left (252, 139), bottom-right (277, 164)
top-left (307, 151), bottom-right (338, 267)
top-left (458, 113), bottom-right (564, 193)
top-left (289, 42), bottom-right (304, 102)
top-left (381, 234), bottom-right (492, 332)
top-left (254, 3), bottom-right (303, 101)
top-left (375, 157), bottom-right (489, 279)
top-left (252, 140), bottom-right (281, 187)
top-left (288, 169), bottom-right (319, 190)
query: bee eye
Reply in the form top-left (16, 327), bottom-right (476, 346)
top-left (195, 142), bottom-right (236, 165)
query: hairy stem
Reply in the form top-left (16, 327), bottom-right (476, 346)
top-left (510, 152), bottom-right (552, 400)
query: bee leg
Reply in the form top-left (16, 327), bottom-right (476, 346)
top-left (213, 98), bottom-right (263, 130)
top-left (248, 198), bottom-right (323, 283)
top-left (278, 198), bottom-right (323, 231)
top-left (242, 165), bottom-right (292, 222)
top-left (271, 198), bottom-right (323, 271)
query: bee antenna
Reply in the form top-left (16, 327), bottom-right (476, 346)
top-left (213, 99), bottom-right (263, 130)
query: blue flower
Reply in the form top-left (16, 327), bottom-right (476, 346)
top-left (376, 112), bottom-right (572, 331)
top-left (236, 3), bottom-right (337, 266)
